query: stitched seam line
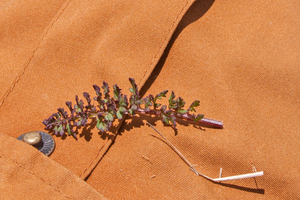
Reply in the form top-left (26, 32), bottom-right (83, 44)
top-left (80, 117), bottom-right (126, 180)
top-left (137, 0), bottom-right (193, 87)
top-left (0, 153), bottom-right (72, 199)
top-left (80, 143), bottom-right (105, 178)
top-left (0, 0), bottom-right (72, 108)
top-left (81, 0), bottom-right (194, 180)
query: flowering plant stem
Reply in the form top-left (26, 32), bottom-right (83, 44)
top-left (43, 78), bottom-right (223, 139)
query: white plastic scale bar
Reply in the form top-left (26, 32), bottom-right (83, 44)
top-left (147, 122), bottom-right (264, 183)
top-left (196, 168), bottom-right (264, 182)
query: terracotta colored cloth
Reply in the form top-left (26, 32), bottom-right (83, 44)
top-left (1, 0), bottom-right (300, 199)
top-left (0, 134), bottom-right (106, 199)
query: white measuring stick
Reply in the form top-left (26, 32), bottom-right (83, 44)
top-left (200, 170), bottom-right (264, 182)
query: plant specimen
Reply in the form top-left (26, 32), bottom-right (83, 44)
top-left (146, 122), bottom-right (263, 182)
top-left (43, 78), bottom-right (223, 139)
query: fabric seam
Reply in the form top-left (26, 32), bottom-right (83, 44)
top-left (137, 0), bottom-right (195, 87)
top-left (0, 0), bottom-right (72, 108)
top-left (0, 153), bottom-right (72, 199)
top-left (81, 0), bottom-right (195, 180)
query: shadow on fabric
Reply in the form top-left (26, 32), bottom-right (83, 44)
top-left (140, 0), bottom-right (215, 97)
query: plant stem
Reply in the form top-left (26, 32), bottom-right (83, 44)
top-left (134, 108), bottom-right (223, 129)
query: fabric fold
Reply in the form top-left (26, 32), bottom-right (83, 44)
top-left (0, 133), bottom-right (106, 199)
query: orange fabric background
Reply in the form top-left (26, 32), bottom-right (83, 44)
top-left (86, 1), bottom-right (300, 199)
top-left (1, 0), bottom-right (300, 199)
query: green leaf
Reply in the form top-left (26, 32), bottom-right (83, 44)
top-left (169, 91), bottom-right (175, 102)
top-left (116, 110), bottom-right (123, 119)
top-left (105, 113), bottom-right (114, 122)
top-left (128, 108), bottom-right (135, 115)
top-left (74, 104), bottom-right (82, 113)
top-left (96, 119), bottom-right (107, 132)
top-left (56, 124), bottom-right (64, 135)
top-left (162, 115), bottom-right (170, 125)
top-left (102, 81), bottom-right (110, 100)
top-left (178, 109), bottom-right (187, 114)
top-left (176, 97), bottom-right (185, 111)
top-left (129, 78), bottom-right (138, 95)
top-left (113, 84), bottom-right (121, 100)
top-left (129, 87), bottom-right (134, 94)
top-left (119, 106), bottom-right (126, 113)
top-left (155, 90), bottom-right (168, 100)
top-left (168, 91), bottom-right (176, 109)
top-left (188, 100), bottom-right (200, 112)
top-left (66, 123), bottom-right (72, 135)
top-left (193, 114), bottom-right (204, 121)
top-left (119, 95), bottom-right (128, 107)
top-left (155, 103), bottom-right (161, 109)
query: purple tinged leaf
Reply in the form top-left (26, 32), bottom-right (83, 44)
top-left (119, 95), bottom-right (128, 107)
top-left (155, 90), bottom-right (168, 100)
top-left (160, 105), bottom-right (167, 112)
top-left (162, 115), bottom-right (170, 125)
top-left (93, 85), bottom-right (101, 96)
top-left (106, 103), bottom-right (116, 116)
top-left (106, 121), bottom-right (112, 131)
top-left (142, 96), bottom-right (153, 108)
top-left (66, 101), bottom-right (73, 113)
top-left (46, 124), bottom-right (53, 130)
top-left (82, 118), bottom-right (88, 126)
top-left (148, 94), bottom-right (154, 100)
top-left (79, 100), bottom-right (84, 111)
top-left (131, 104), bottom-right (138, 111)
top-left (144, 106), bottom-right (151, 112)
top-left (57, 125), bottom-right (64, 136)
top-left (97, 113), bottom-right (104, 119)
top-left (83, 92), bottom-right (91, 104)
top-left (129, 78), bottom-right (139, 95)
top-left (102, 81), bottom-right (110, 99)
top-left (57, 108), bottom-right (68, 119)
top-left (72, 133), bottom-right (78, 140)
top-left (53, 126), bottom-right (58, 135)
top-left (168, 91), bottom-right (176, 109)
top-left (43, 113), bottom-right (57, 127)
top-left (155, 103), bottom-right (161, 109)
top-left (177, 97), bottom-right (185, 109)
top-left (170, 116), bottom-right (177, 127)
